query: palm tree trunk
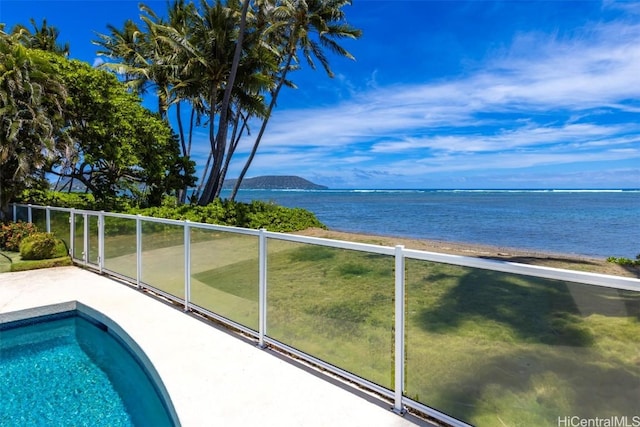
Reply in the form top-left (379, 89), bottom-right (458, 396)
top-left (230, 51), bottom-right (294, 200)
top-left (199, 0), bottom-right (251, 204)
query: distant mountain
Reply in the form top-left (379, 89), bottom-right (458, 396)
top-left (223, 175), bottom-right (328, 190)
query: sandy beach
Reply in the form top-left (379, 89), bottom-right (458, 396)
top-left (295, 227), bottom-right (640, 278)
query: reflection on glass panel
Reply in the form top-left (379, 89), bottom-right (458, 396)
top-left (87, 215), bottom-right (99, 265)
top-left (73, 214), bottom-right (84, 260)
top-left (266, 240), bottom-right (394, 389)
top-left (31, 208), bottom-right (46, 232)
top-left (141, 221), bottom-right (184, 300)
top-left (404, 259), bottom-right (640, 426)
top-left (49, 210), bottom-right (70, 251)
top-left (190, 229), bottom-right (259, 331)
top-left (14, 206), bottom-right (28, 222)
top-left (103, 216), bottom-right (137, 279)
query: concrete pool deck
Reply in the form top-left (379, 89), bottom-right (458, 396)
top-left (0, 267), bottom-right (429, 426)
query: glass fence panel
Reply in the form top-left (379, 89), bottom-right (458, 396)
top-left (14, 205), bottom-right (28, 222)
top-left (31, 208), bottom-right (46, 232)
top-left (189, 228), bottom-right (259, 331)
top-left (87, 215), bottom-right (99, 265)
top-left (72, 214), bottom-right (84, 260)
top-left (266, 240), bottom-right (395, 389)
top-left (103, 216), bottom-right (137, 279)
top-left (49, 210), bottom-right (70, 251)
top-left (141, 221), bottom-right (184, 299)
top-left (405, 259), bottom-right (640, 426)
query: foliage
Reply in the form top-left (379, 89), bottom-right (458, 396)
top-left (94, 0), bottom-right (362, 204)
top-left (607, 254), bottom-right (640, 266)
top-left (19, 232), bottom-right (65, 260)
top-left (10, 18), bottom-right (70, 56)
top-left (16, 191), bottom-right (326, 232)
top-left (1, 24), bottom-right (196, 213)
top-left (44, 54), bottom-right (196, 206)
top-left (0, 31), bottom-right (66, 220)
top-left (0, 221), bottom-right (38, 251)
top-left (129, 197), bottom-right (326, 232)
top-left (17, 189), bottom-right (100, 210)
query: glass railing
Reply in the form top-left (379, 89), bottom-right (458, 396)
top-left (31, 207), bottom-right (47, 232)
top-left (103, 215), bottom-right (138, 279)
top-left (265, 239), bottom-right (395, 389)
top-left (10, 203), bottom-right (640, 427)
top-left (49, 210), bottom-right (71, 250)
top-left (404, 259), bottom-right (640, 425)
top-left (140, 219), bottom-right (185, 299)
top-left (189, 228), bottom-right (260, 331)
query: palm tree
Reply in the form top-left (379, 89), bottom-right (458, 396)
top-left (0, 31), bottom-right (66, 219)
top-left (92, 0), bottom-right (361, 205)
top-left (143, 0), bottom-right (274, 204)
top-left (229, 0), bottom-right (362, 200)
top-left (11, 18), bottom-right (70, 56)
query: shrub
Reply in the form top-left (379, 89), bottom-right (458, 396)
top-left (17, 189), bottom-right (132, 211)
top-left (607, 254), bottom-right (640, 266)
top-left (19, 233), bottom-right (65, 260)
top-left (129, 199), bottom-right (326, 232)
top-left (0, 222), bottom-right (39, 252)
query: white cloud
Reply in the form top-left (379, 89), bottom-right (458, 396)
top-left (184, 13), bottom-right (640, 188)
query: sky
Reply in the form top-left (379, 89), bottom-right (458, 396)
top-left (1, 0), bottom-right (640, 189)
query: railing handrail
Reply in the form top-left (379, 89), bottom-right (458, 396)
top-left (10, 202), bottom-right (640, 427)
top-left (13, 202), bottom-right (639, 290)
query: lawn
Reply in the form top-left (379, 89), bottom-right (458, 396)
top-left (0, 249), bottom-right (72, 273)
top-left (185, 238), bottom-right (640, 426)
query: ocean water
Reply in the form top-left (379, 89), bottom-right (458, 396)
top-left (222, 189), bottom-right (640, 259)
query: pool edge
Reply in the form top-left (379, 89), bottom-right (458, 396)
top-left (0, 301), bottom-right (181, 427)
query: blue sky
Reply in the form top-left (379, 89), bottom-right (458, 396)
top-left (2, 0), bottom-right (640, 189)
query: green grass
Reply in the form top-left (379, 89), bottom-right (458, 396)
top-left (183, 238), bottom-right (640, 427)
top-left (0, 235), bottom-right (71, 273)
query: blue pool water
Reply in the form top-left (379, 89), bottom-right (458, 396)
top-left (0, 312), bottom-right (175, 426)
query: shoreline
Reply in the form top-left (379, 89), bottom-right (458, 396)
top-left (295, 227), bottom-right (640, 278)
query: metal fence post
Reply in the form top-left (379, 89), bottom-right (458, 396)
top-left (259, 228), bottom-right (267, 348)
top-left (394, 245), bottom-right (406, 414)
top-left (27, 204), bottom-right (32, 223)
top-left (45, 207), bottom-right (51, 233)
top-left (184, 220), bottom-right (191, 312)
top-left (69, 209), bottom-right (75, 260)
top-left (98, 212), bottom-right (105, 273)
top-left (12, 204), bottom-right (17, 222)
top-left (83, 213), bottom-right (89, 266)
top-left (136, 215), bottom-right (142, 289)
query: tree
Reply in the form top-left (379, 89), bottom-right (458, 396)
top-left (94, 0), bottom-right (362, 205)
top-left (95, 1), bottom-right (204, 203)
top-left (230, 0), bottom-right (362, 200)
top-left (11, 18), bottom-right (70, 57)
top-left (0, 31), bottom-right (66, 220)
top-left (44, 55), bottom-right (196, 206)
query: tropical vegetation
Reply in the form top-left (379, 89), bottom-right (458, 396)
top-left (1, 1), bottom-right (362, 223)
top-left (0, 22), bottom-right (195, 219)
top-left (94, 0), bottom-right (362, 204)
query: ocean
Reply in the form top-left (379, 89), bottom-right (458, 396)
top-left (222, 189), bottom-right (640, 259)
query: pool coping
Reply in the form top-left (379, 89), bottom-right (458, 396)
top-left (0, 267), bottom-right (426, 426)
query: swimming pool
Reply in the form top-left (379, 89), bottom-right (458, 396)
top-left (0, 307), bottom-right (177, 426)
